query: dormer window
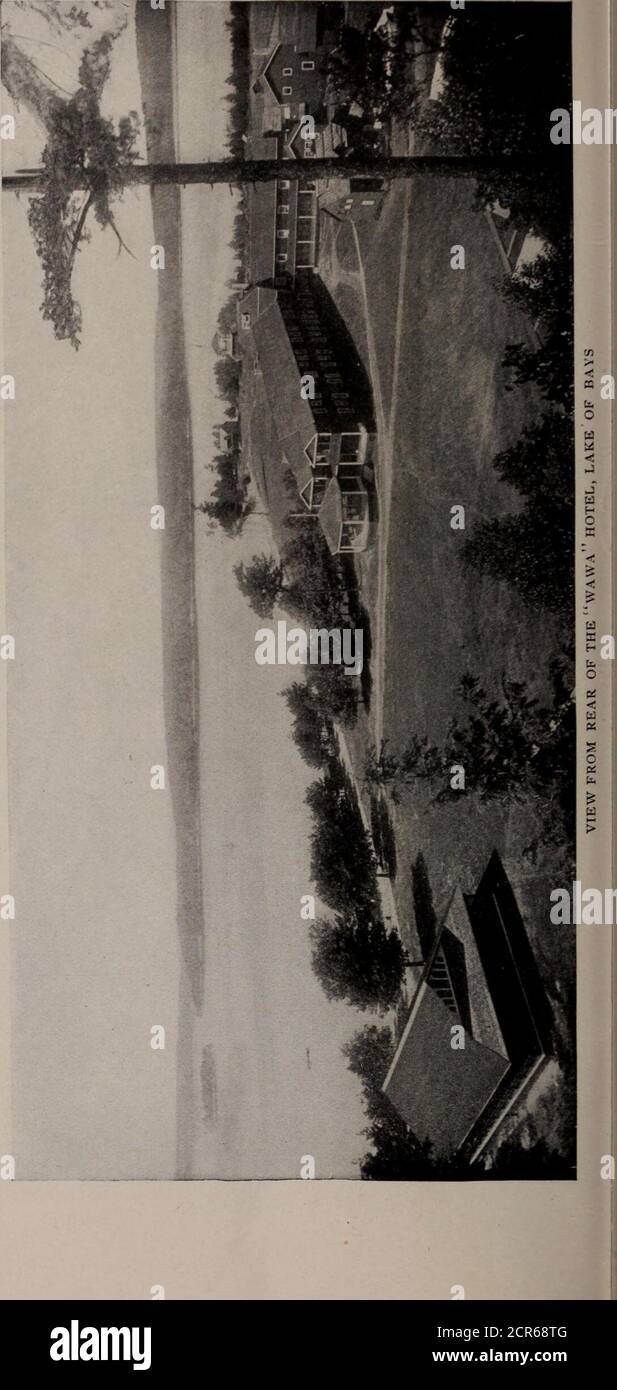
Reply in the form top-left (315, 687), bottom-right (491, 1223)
top-left (301, 61), bottom-right (315, 71)
top-left (282, 86), bottom-right (292, 96)
top-left (283, 67), bottom-right (293, 76)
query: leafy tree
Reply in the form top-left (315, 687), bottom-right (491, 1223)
top-left (282, 681), bottom-right (334, 769)
top-left (223, 2), bottom-right (249, 158)
top-left (3, 3), bottom-right (570, 344)
top-left (462, 512), bottom-right (573, 614)
top-left (411, 852), bottom-right (438, 958)
top-left (306, 764), bottom-right (379, 914)
top-left (10, 1), bottom-right (127, 38)
top-left (369, 794), bottom-right (397, 879)
top-left (360, 1106), bottom-right (439, 1179)
top-left (199, 446), bottom-right (249, 536)
top-left (16, 35), bottom-right (140, 347)
top-left (462, 411), bottom-right (574, 612)
top-left (365, 662), bottom-right (575, 847)
top-left (213, 358), bottom-right (241, 400)
top-left (281, 523), bottom-right (346, 626)
top-left (483, 1135), bottom-right (573, 1179)
top-left (326, 23), bottom-right (395, 118)
top-left (310, 913), bottom-right (406, 1012)
top-left (307, 664), bottom-right (358, 726)
top-left (502, 246), bottom-right (574, 413)
top-left (417, 6), bottom-right (572, 245)
top-left (419, 6), bottom-right (571, 158)
top-left (327, 10), bottom-right (443, 127)
top-left (343, 1024), bottom-right (394, 1095)
top-left (198, 494), bottom-right (242, 533)
top-left (234, 553), bottom-right (297, 620)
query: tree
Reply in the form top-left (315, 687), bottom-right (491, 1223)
top-left (326, 23), bottom-right (395, 119)
top-left (482, 1135), bottom-right (573, 1179)
top-left (7, 2), bottom-right (127, 39)
top-left (462, 512), bottom-right (573, 614)
top-left (306, 764), bottom-right (379, 914)
top-left (417, 6), bottom-right (573, 246)
top-left (280, 522), bottom-right (346, 626)
top-left (307, 664), bottom-right (358, 726)
top-left (342, 1024), bottom-right (394, 1095)
top-left (223, 1), bottom-right (249, 159)
top-left (411, 852), bottom-right (438, 958)
top-left (360, 1105), bottom-right (438, 1179)
top-left (2, 12), bottom-right (569, 345)
top-left (233, 553), bottom-right (294, 620)
top-left (327, 9), bottom-right (443, 128)
top-left (281, 680), bottom-right (334, 769)
top-left (418, 6), bottom-right (572, 159)
top-left (213, 358), bottom-right (240, 401)
top-left (309, 913), bottom-right (406, 1012)
top-left (462, 411), bottom-right (574, 612)
top-left (6, 33), bottom-right (140, 346)
top-left (502, 247), bottom-right (574, 413)
top-left (365, 662), bottom-right (575, 848)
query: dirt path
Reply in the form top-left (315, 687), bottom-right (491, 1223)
top-left (349, 186), bottom-right (412, 749)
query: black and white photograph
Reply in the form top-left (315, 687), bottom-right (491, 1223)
top-left (1, 0), bottom-right (578, 1186)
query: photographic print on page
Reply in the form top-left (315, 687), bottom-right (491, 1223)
top-left (0, 2), bottom-right (613, 1296)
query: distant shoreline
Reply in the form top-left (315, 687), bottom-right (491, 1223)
top-left (136, 0), bottom-right (206, 1015)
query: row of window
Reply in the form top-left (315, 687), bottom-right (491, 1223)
top-left (277, 226), bottom-right (316, 239)
top-left (277, 180), bottom-right (317, 192)
top-left (276, 251), bottom-right (316, 266)
top-left (277, 207), bottom-right (316, 218)
top-left (280, 59), bottom-right (315, 94)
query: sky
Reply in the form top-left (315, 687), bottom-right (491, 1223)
top-left (1, 0), bottom-right (367, 1180)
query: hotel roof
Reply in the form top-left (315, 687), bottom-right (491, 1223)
top-left (237, 286), bottom-right (317, 483)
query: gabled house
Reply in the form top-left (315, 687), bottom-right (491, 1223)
top-left (320, 176), bottom-right (389, 226)
top-left (212, 328), bottom-right (239, 360)
top-left (213, 425), bottom-right (239, 454)
top-left (281, 118), bottom-right (348, 161)
top-left (382, 852), bottom-right (553, 1164)
top-left (317, 476), bottom-right (371, 554)
top-left (258, 41), bottom-right (324, 111)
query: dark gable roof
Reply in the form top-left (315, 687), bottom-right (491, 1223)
top-left (384, 985), bottom-right (510, 1158)
top-left (317, 478), bottom-right (344, 554)
top-left (383, 853), bottom-right (552, 1158)
top-left (255, 42), bottom-right (282, 100)
top-left (248, 182), bottom-right (277, 285)
top-left (242, 289), bottom-right (317, 480)
top-left (251, 2), bottom-right (278, 53)
top-left (280, 2), bottom-right (318, 47)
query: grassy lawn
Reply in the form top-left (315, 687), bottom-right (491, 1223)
top-left (317, 176), bottom-right (575, 1157)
